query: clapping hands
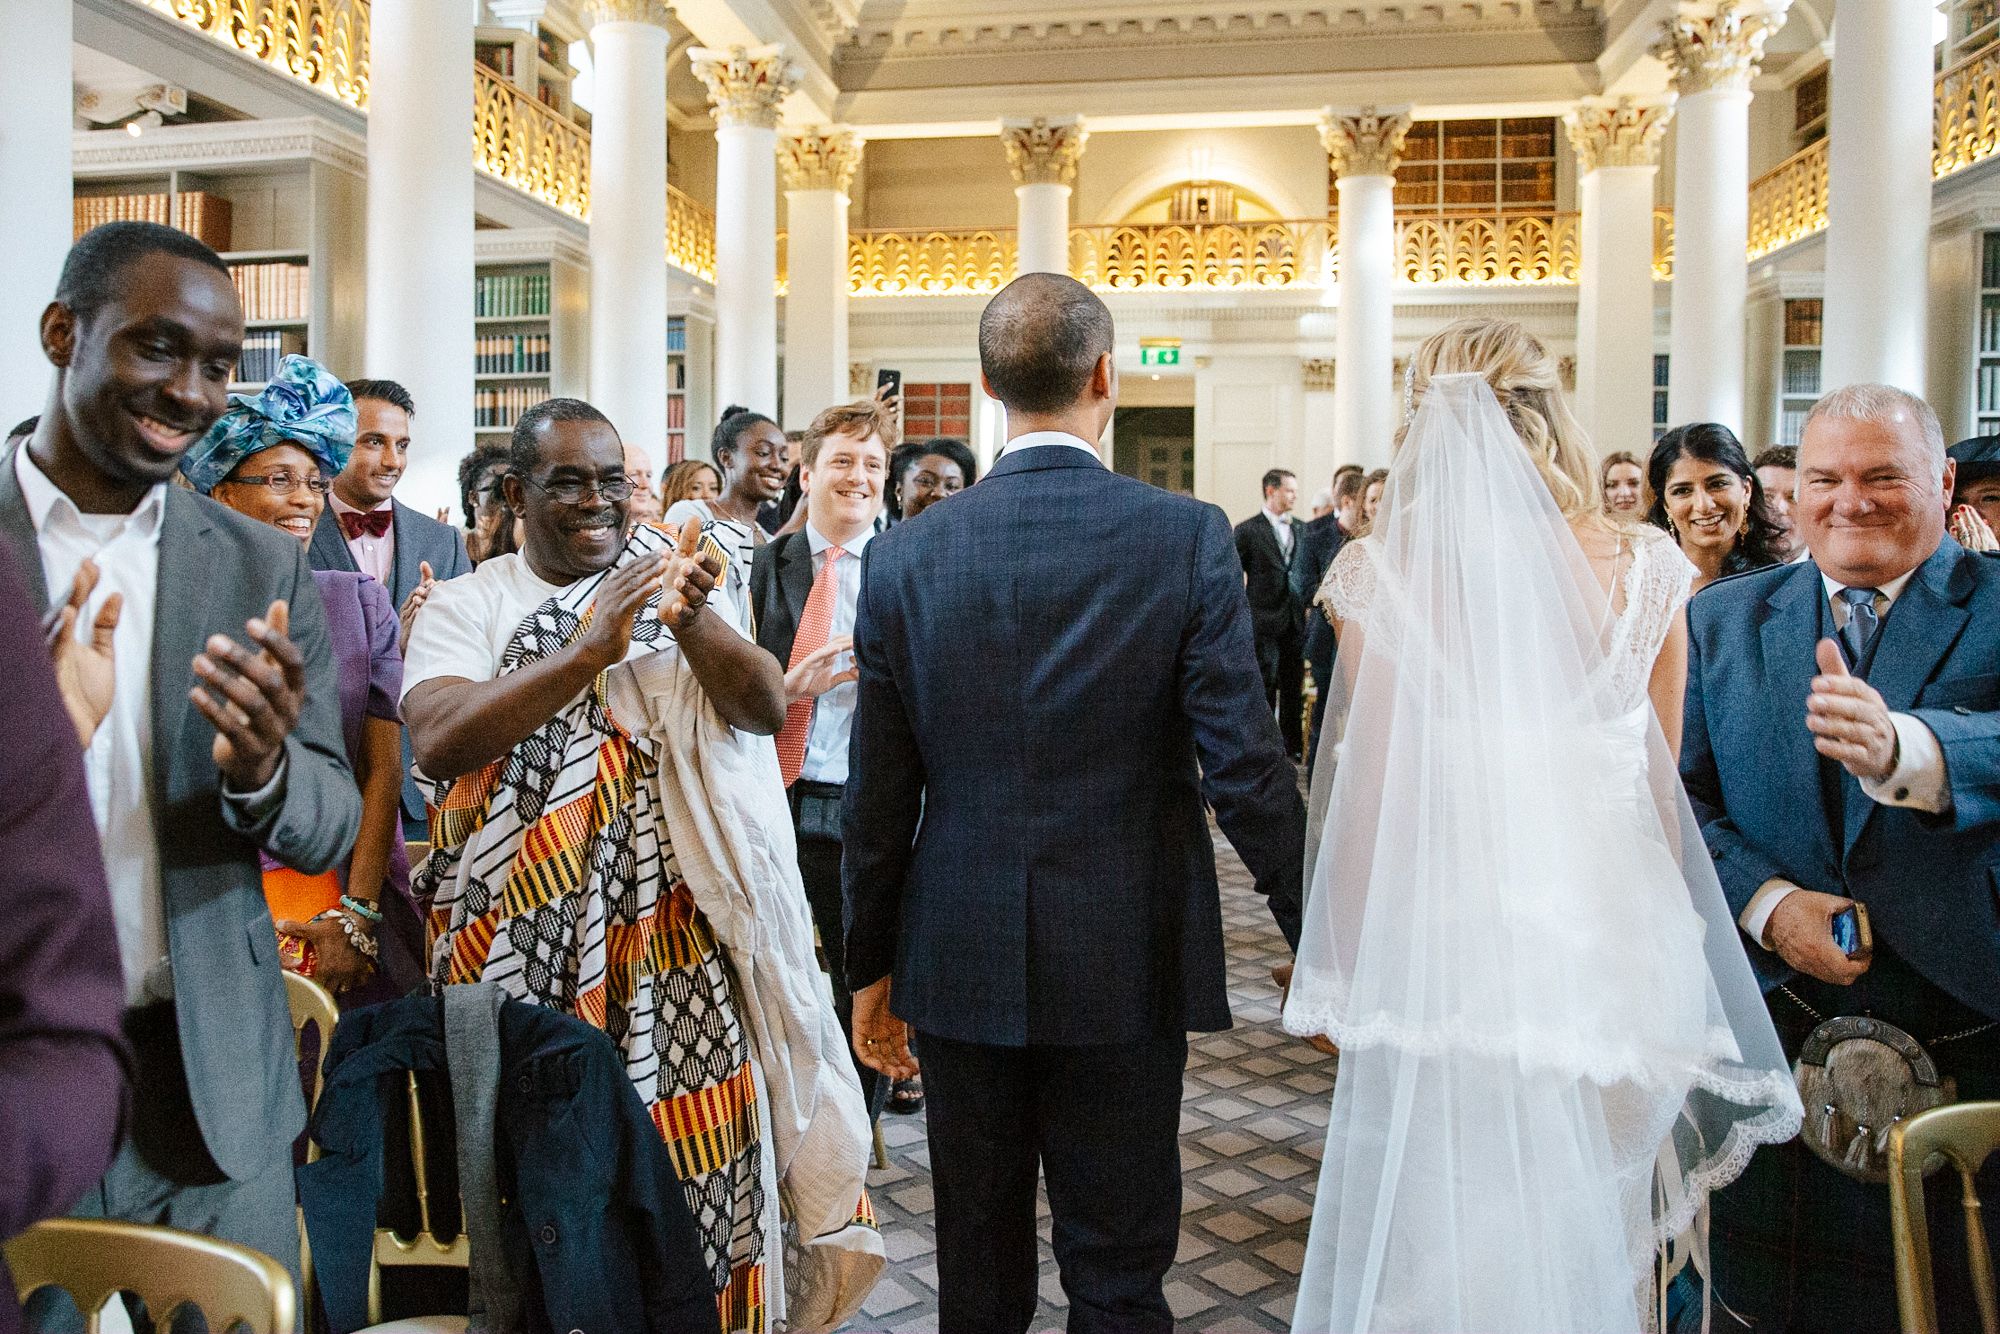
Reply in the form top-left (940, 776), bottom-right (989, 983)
top-left (192, 599), bottom-right (306, 791)
top-left (398, 560), bottom-right (436, 653)
top-left (44, 559), bottom-right (122, 747)
top-left (785, 635), bottom-right (857, 704)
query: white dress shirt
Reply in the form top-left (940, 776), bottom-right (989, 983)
top-left (1264, 506), bottom-right (1295, 559)
top-left (16, 446), bottom-right (170, 1003)
top-left (999, 431), bottom-right (1105, 463)
top-left (1738, 566), bottom-right (1952, 946)
top-left (329, 492), bottom-right (395, 586)
top-left (798, 521), bottom-right (873, 786)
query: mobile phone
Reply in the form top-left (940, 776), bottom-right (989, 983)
top-left (1830, 902), bottom-right (1872, 959)
top-left (875, 367), bottom-right (902, 401)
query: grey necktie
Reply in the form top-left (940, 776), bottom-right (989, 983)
top-left (1838, 586), bottom-right (1881, 667)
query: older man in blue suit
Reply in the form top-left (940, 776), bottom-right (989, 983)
top-left (1682, 384), bottom-right (2000, 1333)
top-left (842, 273), bottom-right (1305, 1334)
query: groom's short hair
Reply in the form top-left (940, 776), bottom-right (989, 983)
top-left (978, 273), bottom-right (1114, 415)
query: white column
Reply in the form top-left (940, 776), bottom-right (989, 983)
top-left (1003, 118), bottom-right (1087, 278)
top-left (1566, 97), bottom-right (1675, 450)
top-left (1655, 1), bottom-right (1789, 436)
top-left (780, 129), bottom-right (861, 426)
top-left (1821, 0), bottom-right (1933, 393)
top-left (365, 0), bottom-right (474, 512)
top-left (692, 44), bottom-right (800, 418)
top-left (585, 1), bottom-right (671, 455)
top-left (0, 0), bottom-right (70, 426)
top-left (1322, 107), bottom-right (1412, 469)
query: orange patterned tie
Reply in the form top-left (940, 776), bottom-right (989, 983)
top-left (776, 545), bottom-right (845, 787)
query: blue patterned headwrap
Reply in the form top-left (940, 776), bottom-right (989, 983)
top-left (180, 354), bottom-right (355, 495)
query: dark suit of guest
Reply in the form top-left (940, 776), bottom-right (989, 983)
top-left (0, 541), bottom-right (128, 1331)
top-left (1296, 511), bottom-right (1351, 767)
top-left (843, 436), bottom-right (1305, 1334)
top-left (1683, 538), bottom-right (2000, 1333)
top-left (1234, 508), bottom-right (1307, 758)
top-left (310, 501), bottom-right (469, 835)
top-left (2, 458), bottom-right (359, 1297)
top-left (748, 524), bottom-right (880, 1112)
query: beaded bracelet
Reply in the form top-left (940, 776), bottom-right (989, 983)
top-left (310, 907), bottom-right (381, 963)
top-left (340, 895), bottom-right (383, 923)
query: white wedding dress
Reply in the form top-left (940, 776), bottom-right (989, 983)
top-left (1283, 374), bottom-right (1800, 1333)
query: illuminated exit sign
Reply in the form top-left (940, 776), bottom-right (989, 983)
top-left (1139, 340), bottom-right (1182, 367)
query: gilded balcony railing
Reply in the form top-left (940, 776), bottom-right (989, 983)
top-left (1654, 208), bottom-right (1676, 281)
top-left (473, 65), bottom-right (588, 220)
top-left (1936, 42), bottom-right (2000, 178)
top-left (1069, 221), bottom-right (1333, 291)
top-left (135, 0), bottom-right (370, 107)
top-left (670, 187), bottom-right (718, 285)
top-left (1393, 213), bottom-right (1581, 285)
top-left (1747, 140), bottom-right (1829, 260)
top-left (848, 229), bottom-right (1019, 297)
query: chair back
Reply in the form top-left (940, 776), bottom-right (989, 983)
top-left (367, 1071), bottom-right (471, 1325)
top-left (1889, 1099), bottom-right (2000, 1334)
top-left (285, 970), bottom-right (341, 1130)
top-left (4, 1218), bottom-right (295, 1334)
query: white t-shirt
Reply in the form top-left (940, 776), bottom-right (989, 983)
top-left (402, 552), bottom-right (646, 699)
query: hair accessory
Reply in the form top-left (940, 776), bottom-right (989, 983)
top-left (180, 354), bottom-right (355, 494)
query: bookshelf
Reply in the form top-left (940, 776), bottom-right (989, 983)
top-left (1378, 117), bottom-right (1559, 218)
top-left (667, 315), bottom-right (689, 463)
top-left (1652, 354), bottom-right (1670, 441)
top-left (1777, 298), bottom-right (1824, 447)
top-left (1945, 0), bottom-right (2000, 69)
top-left (471, 229), bottom-right (589, 444)
top-left (72, 120), bottom-right (367, 393)
top-left (1976, 233), bottom-right (2000, 436)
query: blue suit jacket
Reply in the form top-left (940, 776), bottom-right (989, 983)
top-left (1681, 539), bottom-right (2000, 1020)
top-left (841, 444), bottom-right (1306, 1046)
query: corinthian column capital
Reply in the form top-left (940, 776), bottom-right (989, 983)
top-left (582, 0), bottom-right (672, 27)
top-left (1564, 96), bottom-right (1677, 172)
top-left (1319, 106), bottom-right (1414, 179)
top-left (779, 127), bottom-right (863, 193)
top-left (1001, 117), bottom-right (1088, 188)
top-left (1652, 0), bottom-right (1792, 96)
top-left (689, 43), bottom-right (802, 130)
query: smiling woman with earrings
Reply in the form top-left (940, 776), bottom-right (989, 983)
top-left (1648, 421), bottom-right (1790, 594)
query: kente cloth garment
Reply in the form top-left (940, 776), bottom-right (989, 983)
top-left (415, 529), bottom-right (770, 1334)
top-left (181, 354), bottom-right (355, 492)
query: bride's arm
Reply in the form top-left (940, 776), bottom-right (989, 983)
top-left (1649, 612), bottom-right (1690, 760)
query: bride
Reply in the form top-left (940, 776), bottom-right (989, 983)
top-left (1283, 319), bottom-right (1801, 1332)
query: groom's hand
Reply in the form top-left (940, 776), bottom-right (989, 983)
top-left (852, 977), bottom-right (918, 1080)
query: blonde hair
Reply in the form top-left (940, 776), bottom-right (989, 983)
top-left (801, 399), bottom-right (892, 469)
top-left (1399, 318), bottom-right (1600, 518)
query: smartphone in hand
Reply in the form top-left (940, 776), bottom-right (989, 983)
top-left (1830, 902), bottom-right (1872, 959)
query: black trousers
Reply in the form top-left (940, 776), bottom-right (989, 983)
top-left (1254, 618), bottom-right (1305, 758)
top-left (918, 1029), bottom-right (1187, 1334)
top-left (791, 780), bottom-right (882, 1114)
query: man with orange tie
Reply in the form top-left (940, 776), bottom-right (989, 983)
top-left (748, 397), bottom-right (892, 1108)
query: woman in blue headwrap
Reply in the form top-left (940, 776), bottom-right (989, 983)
top-left (183, 355), bottom-right (422, 1001)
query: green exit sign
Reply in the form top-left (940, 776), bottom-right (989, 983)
top-left (1139, 344), bottom-right (1181, 367)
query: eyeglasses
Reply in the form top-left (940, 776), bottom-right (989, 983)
top-left (230, 471), bottom-right (329, 496)
top-left (521, 474), bottom-right (634, 505)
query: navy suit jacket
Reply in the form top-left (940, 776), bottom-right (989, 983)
top-left (841, 444), bottom-right (1306, 1047)
top-left (310, 500), bottom-right (471, 824)
top-left (1297, 513), bottom-right (1349, 668)
top-left (1682, 538), bottom-right (2000, 1021)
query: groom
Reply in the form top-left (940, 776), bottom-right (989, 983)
top-left (843, 273), bottom-right (1305, 1332)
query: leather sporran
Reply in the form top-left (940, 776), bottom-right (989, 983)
top-left (1794, 1015), bottom-right (1955, 1184)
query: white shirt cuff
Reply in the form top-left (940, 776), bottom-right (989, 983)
top-left (1859, 713), bottom-right (1951, 814)
top-left (1740, 878), bottom-right (1800, 949)
top-left (222, 751), bottom-right (289, 819)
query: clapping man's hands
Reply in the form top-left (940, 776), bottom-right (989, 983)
top-left (659, 518), bottom-right (721, 630)
top-left (192, 599), bottom-right (306, 791)
top-left (44, 559), bottom-right (121, 747)
top-left (398, 560), bottom-right (436, 653)
top-left (1951, 504), bottom-right (1998, 553)
top-left (785, 635), bottom-right (857, 704)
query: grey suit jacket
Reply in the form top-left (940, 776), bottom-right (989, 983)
top-left (0, 464), bottom-right (361, 1181)
top-left (308, 500), bottom-right (469, 822)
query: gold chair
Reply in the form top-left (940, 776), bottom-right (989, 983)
top-left (285, 970), bottom-right (341, 1131)
top-left (366, 1072), bottom-right (471, 1326)
top-left (1889, 1099), bottom-right (2000, 1334)
top-left (4, 1218), bottom-right (295, 1334)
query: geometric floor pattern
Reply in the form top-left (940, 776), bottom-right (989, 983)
top-left (844, 818), bottom-right (1333, 1331)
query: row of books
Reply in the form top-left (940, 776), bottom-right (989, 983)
top-left (666, 397), bottom-right (686, 430)
top-left (476, 384), bottom-right (552, 430)
top-left (233, 262), bottom-right (310, 322)
top-left (73, 191), bottom-right (233, 251)
top-left (1979, 296), bottom-right (2000, 355)
top-left (476, 273), bottom-right (550, 318)
top-left (1783, 299), bottom-right (1824, 346)
top-left (1781, 350), bottom-right (1822, 398)
top-left (476, 333), bottom-right (551, 375)
top-left (235, 329), bottom-right (306, 386)
top-left (667, 319), bottom-right (688, 353)
top-left (1978, 363), bottom-right (2000, 415)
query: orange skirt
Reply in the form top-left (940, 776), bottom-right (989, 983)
top-left (264, 866), bottom-right (341, 927)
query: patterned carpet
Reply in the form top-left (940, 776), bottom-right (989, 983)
top-left (844, 821), bottom-right (1331, 1332)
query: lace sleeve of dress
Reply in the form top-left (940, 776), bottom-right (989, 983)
top-left (1625, 528), bottom-right (1698, 679)
top-left (1317, 538), bottom-right (1378, 623)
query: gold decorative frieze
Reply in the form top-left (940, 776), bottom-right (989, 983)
top-left (1936, 41), bottom-right (2000, 179)
top-left (581, 0), bottom-right (671, 26)
top-left (669, 186), bottom-right (717, 283)
top-left (1070, 221), bottom-right (1331, 291)
top-left (134, 0), bottom-right (370, 107)
top-left (689, 44), bottom-right (802, 130)
top-left (1653, 0), bottom-right (1791, 98)
top-left (474, 64), bottom-right (590, 219)
top-left (1746, 139), bottom-right (1827, 259)
top-left (1393, 214), bottom-right (1581, 286)
top-left (849, 229), bottom-right (1018, 297)
top-left (1001, 118), bottom-right (1088, 188)
top-left (780, 128), bottom-right (864, 194)
top-left (1319, 106), bottom-right (1414, 179)
top-left (1564, 97), bottom-right (1675, 173)
top-left (1303, 358), bottom-right (1336, 392)
top-left (1655, 208), bottom-right (1676, 281)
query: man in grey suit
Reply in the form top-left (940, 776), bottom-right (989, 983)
top-left (6, 222), bottom-right (359, 1301)
top-left (308, 378), bottom-right (471, 837)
